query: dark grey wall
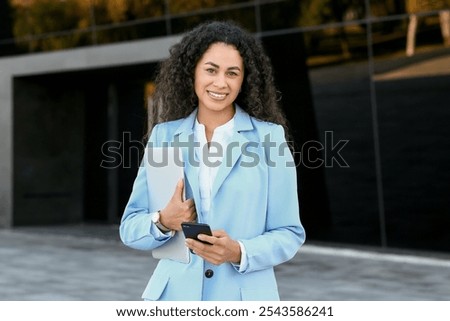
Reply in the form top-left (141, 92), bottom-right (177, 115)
top-left (13, 77), bottom-right (85, 225)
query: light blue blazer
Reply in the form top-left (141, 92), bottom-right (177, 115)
top-left (120, 106), bottom-right (305, 301)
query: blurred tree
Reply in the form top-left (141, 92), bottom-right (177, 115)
top-left (168, 0), bottom-right (256, 34)
top-left (168, 0), bottom-right (219, 13)
top-left (9, 0), bottom-right (166, 52)
top-left (92, 0), bottom-right (166, 44)
top-left (10, 0), bottom-right (91, 52)
top-left (11, 0), bottom-right (393, 55)
top-left (94, 0), bottom-right (164, 24)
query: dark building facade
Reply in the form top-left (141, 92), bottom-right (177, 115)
top-left (1, 0), bottom-right (450, 253)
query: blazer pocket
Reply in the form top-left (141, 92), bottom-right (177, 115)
top-left (142, 275), bottom-right (169, 301)
top-left (240, 288), bottom-right (280, 301)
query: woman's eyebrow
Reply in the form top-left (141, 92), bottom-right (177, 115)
top-left (205, 61), bottom-right (219, 68)
top-left (228, 66), bottom-right (242, 71)
top-left (205, 61), bottom-right (241, 71)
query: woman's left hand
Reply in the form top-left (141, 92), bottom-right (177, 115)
top-left (185, 230), bottom-right (241, 265)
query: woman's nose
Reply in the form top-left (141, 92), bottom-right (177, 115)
top-left (213, 74), bottom-right (226, 88)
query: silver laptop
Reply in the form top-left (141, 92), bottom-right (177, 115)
top-left (145, 146), bottom-right (190, 264)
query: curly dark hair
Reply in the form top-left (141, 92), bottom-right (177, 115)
top-left (149, 20), bottom-right (290, 138)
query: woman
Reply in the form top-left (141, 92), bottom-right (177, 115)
top-left (120, 20), bottom-right (305, 301)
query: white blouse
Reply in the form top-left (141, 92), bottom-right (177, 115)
top-left (194, 116), bottom-right (235, 219)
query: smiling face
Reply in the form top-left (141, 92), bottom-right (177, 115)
top-left (194, 42), bottom-right (244, 122)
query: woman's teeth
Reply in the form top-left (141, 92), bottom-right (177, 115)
top-left (208, 91), bottom-right (227, 99)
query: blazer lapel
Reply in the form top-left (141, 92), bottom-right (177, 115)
top-left (210, 106), bottom-right (253, 201)
top-left (173, 111), bottom-right (201, 217)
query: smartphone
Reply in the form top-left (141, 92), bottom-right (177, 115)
top-left (181, 222), bottom-right (213, 245)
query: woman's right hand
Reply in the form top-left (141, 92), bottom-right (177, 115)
top-left (159, 179), bottom-right (196, 231)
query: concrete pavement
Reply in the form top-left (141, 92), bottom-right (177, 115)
top-left (1, 224), bottom-right (449, 301)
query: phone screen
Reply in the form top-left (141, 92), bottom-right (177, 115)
top-left (181, 222), bottom-right (212, 244)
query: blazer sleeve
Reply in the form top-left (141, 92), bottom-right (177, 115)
top-left (119, 124), bottom-right (172, 250)
top-left (238, 124), bottom-right (306, 273)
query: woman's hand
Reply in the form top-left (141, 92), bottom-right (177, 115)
top-left (159, 179), bottom-right (196, 231)
top-left (185, 230), bottom-right (241, 265)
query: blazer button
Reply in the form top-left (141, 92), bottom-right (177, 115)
top-left (204, 269), bottom-right (214, 278)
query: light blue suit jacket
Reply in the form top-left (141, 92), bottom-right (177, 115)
top-left (120, 106), bottom-right (305, 301)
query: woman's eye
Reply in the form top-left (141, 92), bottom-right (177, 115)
top-left (206, 68), bottom-right (216, 74)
